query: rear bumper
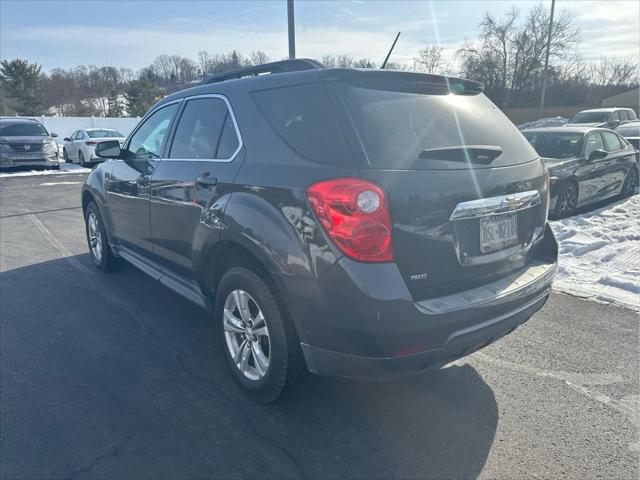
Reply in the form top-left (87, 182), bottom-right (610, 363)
top-left (281, 224), bottom-right (557, 378)
top-left (302, 291), bottom-right (549, 377)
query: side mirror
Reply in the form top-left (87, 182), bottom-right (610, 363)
top-left (610, 120), bottom-right (620, 127)
top-left (95, 140), bottom-right (122, 159)
top-left (63, 137), bottom-right (70, 142)
top-left (50, 132), bottom-right (58, 138)
top-left (588, 149), bottom-right (607, 161)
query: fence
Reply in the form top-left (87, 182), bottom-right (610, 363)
top-left (11, 116), bottom-right (141, 139)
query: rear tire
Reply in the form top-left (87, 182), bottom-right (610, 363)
top-left (554, 181), bottom-right (578, 218)
top-left (215, 266), bottom-right (302, 402)
top-left (621, 167), bottom-right (638, 198)
top-left (84, 202), bottom-right (119, 272)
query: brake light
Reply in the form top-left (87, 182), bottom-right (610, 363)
top-left (85, 141), bottom-right (98, 145)
top-left (307, 178), bottom-right (393, 262)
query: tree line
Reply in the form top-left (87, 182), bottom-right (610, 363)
top-left (1, 3), bottom-right (637, 117)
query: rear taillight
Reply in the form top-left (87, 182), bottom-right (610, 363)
top-left (85, 141), bottom-right (98, 145)
top-left (307, 178), bottom-right (393, 262)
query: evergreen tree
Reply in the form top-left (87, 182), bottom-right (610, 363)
top-left (0, 59), bottom-right (46, 115)
top-left (125, 78), bottom-right (164, 117)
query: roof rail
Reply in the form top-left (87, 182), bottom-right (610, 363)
top-left (202, 58), bottom-right (325, 84)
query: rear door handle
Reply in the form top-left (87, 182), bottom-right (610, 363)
top-left (195, 173), bottom-right (218, 187)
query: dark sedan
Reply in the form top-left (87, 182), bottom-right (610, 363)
top-left (523, 127), bottom-right (638, 218)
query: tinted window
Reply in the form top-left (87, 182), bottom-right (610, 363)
top-left (610, 111), bottom-right (620, 122)
top-left (628, 110), bottom-right (638, 120)
top-left (571, 111), bottom-right (609, 123)
top-left (522, 132), bottom-right (582, 159)
top-left (620, 111), bottom-right (629, 121)
top-left (76, 131), bottom-right (85, 140)
top-left (169, 97), bottom-right (239, 159)
top-left (602, 131), bottom-right (624, 151)
top-left (252, 83), bottom-right (352, 165)
top-left (583, 133), bottom-right (605, 156)
top-left (127, 103), bottom-right (178, 160)
top-left (87, 129), bottom-right (124, 138)
top-left (337, 83), bottom-right (537, 169)
top-left (0, 121), bottom-right (48, 136)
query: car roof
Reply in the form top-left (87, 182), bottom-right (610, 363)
top-left (85, 128), bottom-right (120, 131)
top-left (522, 126), bottom-right (606, 134)
top-left (0, 117), bottom-right (41, 123)
top-left (576, 107), bottom-right (631, 113)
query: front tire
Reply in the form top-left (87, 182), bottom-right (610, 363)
top-left (554, 182), bottom-right (578, 218)
top-left (215, 267), bottom-right (301, 402)
top-left (84, 202), bottom-right (118, 272)
top-left (63, 148), bottom-right (70, 163)
top-left (78, 150), bottom-right (85, 166)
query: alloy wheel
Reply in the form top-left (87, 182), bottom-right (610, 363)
top-left (87, 212), bottom-right (103, 262)
top-left (557, 183), bottom-right (578, 218)
top-left (223, 289), bottom-right (271, 381)
top-left (623, 169), bottom-right (638, 197)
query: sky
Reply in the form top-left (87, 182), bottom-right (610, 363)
top-left (1, 0), bottom-right (638, 72)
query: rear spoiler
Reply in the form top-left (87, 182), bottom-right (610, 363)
top-left (320, 68), bottom-right (484, 95)
top-left (202, 59), bottom-right (325, 85)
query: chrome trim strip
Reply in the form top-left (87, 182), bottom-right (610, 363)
top-left (449, 190), bottom-right (541, 221)
top-left (415, 260), bottom-right (557, 315)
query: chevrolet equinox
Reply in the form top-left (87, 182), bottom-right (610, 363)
top-left (82, 59), bottom-right (558, 402)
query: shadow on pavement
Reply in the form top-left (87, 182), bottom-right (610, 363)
top-left (1, 254), bottom-right (498, 479)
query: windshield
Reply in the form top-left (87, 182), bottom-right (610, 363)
top-left (0, 122), bottom-right (48, 137)
top-left (336, 83), bottom-right (537, 169)
top-left (87, 129), bottom-right (124, 138)
top-left (522, 132), bottom-right (583, 159)
top-left (570, 112), bottom-right (609, 123)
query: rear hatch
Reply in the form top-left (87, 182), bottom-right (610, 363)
top-left (323, 70), bottom-right (548, 299)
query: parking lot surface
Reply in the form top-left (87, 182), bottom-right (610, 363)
top-left (1, 173), bottom-right (639, 479)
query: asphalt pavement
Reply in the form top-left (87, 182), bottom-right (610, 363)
top-left (1, 172), bottom-right (638, 479)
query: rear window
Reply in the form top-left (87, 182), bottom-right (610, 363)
top-left (523, 132), bottom-right (583, 159)
top-left (252, 83), bottom-right (352, 165)
top-left (616, 124), bottom-right (640, 137)
top-left (87, 129), bottom-right (124, 138)
top-left (0, 121), bottom-right (48, 136)
top-left (335, 83), bottom-right (537, 169)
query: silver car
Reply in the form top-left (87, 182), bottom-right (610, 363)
top-left (0, 118), bottom-right (60, 170)
top-left (63, 128), bottom-right (126, 166)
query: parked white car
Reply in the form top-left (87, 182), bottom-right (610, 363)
top-left (62, 128), bottom-right (125, 165)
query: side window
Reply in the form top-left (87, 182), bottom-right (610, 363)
top-left (77, 131), bottom-right (85, 140)
top-left (620, 111), bottom-right (629, 121)
top-left (71, 131), bottom-right (79, 140)
top-left (169, 97), bottom-right (240, 160)
top-left (610, 111), bottom-right (620, 122)
top-left (127, 103), bottom-right (179, 160)
top-left (602, 131), bottom-right (623, 152)
top-left (628, 110), bottom-right (638, 121)
top-left (583, 133), bottom-right (605, 157)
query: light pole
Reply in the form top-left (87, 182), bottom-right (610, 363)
top-left (287, 0), bottom-right (296, 59)
top-left (539, 0), bottom-right (556, 114)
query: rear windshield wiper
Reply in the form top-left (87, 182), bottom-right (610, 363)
top-left (418, 145), bottom-right (503, 164)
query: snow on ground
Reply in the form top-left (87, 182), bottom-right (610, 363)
top-left (0, 162), bottom-right (91, 178)
top-left (518, 116), bottom-right (569, 130)
top-left (550, 193), bottom-right (640, 311)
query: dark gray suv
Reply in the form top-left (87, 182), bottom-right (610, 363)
top-left (82, 60), bottom-right (558, 401)
top-left (0, 117), bottom-right (60, 170)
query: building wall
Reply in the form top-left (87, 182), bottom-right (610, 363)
top-left (11, 116), bottom-right (141, 139)
top-left (601, 87), bottom-right (640, 110)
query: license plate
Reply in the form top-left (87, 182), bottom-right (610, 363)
top-left (480, 213), bottom-right (518, 253)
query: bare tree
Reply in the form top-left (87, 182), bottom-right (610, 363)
top-left (413, 45), bottom-right (450, 74)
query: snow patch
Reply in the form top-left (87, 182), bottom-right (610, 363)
top-left (0, 163), bottom-right (91, 178)
top-left (550, 193), bottom-right (640, 311)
